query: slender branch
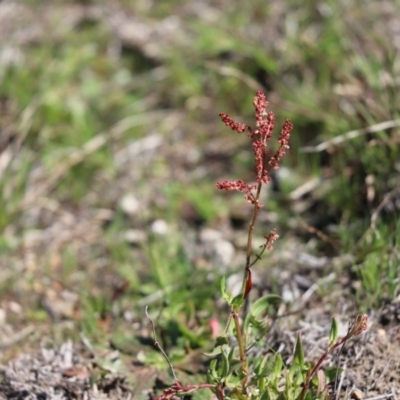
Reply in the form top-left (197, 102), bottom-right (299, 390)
top-left (145, 306), bottom-right (178, 382)
top-left (241, 182), bottom-right (262, 298)
top-left (299, 314), bottom-right (368, 400)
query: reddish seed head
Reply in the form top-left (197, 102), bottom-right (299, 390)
top-left (217, 91), bottom-right (292, 205)
top-left (216, 179), bottom-right (248, 192)
top-left (264, 230), bottom-right (279, 250)
top-left (253, 91), bottom-right (268, 120)
top-left (219, 113), bottom-right (247, 133)
top-left (349, 314), bottom-right (368, 337)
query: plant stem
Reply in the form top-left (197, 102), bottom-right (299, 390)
top-left (298, 340), bottom-right (344, 400)
top-left (232, 310), bottom-right (246, 363)
top-left (241, 182), bottom-right (262, 297)
top-left (235, 181), bottom-right (264, 393)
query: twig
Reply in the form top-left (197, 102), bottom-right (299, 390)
top-left (206, 62), bottom-right (264, 93)
top-left (289, 177), bottom-right (321, 200)
top-left (300, 219), bottom-right (340, 247)
top-left (301, 119), bottom-right (400, 153)
top-left (298, 272), bottom-right (336, 307)
top-left (145, 306), bottom-right (178, 381)
top-left (137, 285), bottom-right (178, 307)
top-left (390, 387), bottom-right (398, 400)
top-left (79, 333), bottom-right (94, 352)
top-left (368, 359), bottom-right (391, 391)
top-left (0, 100), bottom-right (38, 181)
top-left (364, 393), bottom-right (396, 400)
top-left (370, 186), bottom-right (400, 229)
top-left (334, 362), bottom-right (346, 400)
top-left (0, 325), bottom-right (35, 348)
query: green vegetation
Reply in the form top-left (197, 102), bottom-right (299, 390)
top-left (0, 0), bottom-right (399, 398)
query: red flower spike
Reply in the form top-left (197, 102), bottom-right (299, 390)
top-left (219, 113), bottom-right (247, 133)
top-left (216, 179), bottom-right (247, 192)
top-left (253, 91), bottom-right (268, 122)
top-left (217, 91), bottom-right (293, 245)
top-left (217, 91), bottom-right (292, 227)
top-left (348, 314), bottom-right (369, 337)
top-left (264, 230), bottom-right (279, 250)
top-left (268, 119), bottom-right (293, 170)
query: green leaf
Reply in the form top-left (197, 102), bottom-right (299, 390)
top-left (220, 348), bottom-right (230, 379)
top-left (293, 334), bottom-right (304, 368)
top-left (260, 388), bottom-right (272, 400)
top-left (203, 335), bottom-right (229, 357)
top-left (244, 314), bottom-right (269, 334)
top-left (244, 294), bottom-right (282, 332)
top-left (255, 354), bottom-right (268, 375)
top-left (231, 293), bottom-right (244, 309)
top-left (250, 294), bottom-right (282, 318)
top-left (215, 335), bottom-right (229, 347)
top-left (227, 359), bottom-right (243, 376)
top-left (220, 276), bottom-right (232, 303)
top-left (329, 317), bottom-right (339, 347)
top-left (324, 366), bottom-right (343, 382)
top-left (224, 373), bottom-right (242, 388)
top-left (228, 345), bottom-right (235, 362)
top-left (178, 322), bottom-right (206, 347)
top-left (208, 359), bottom-right (219, 380)
top-left (273, 354), bottom-right (284, 380)
top-left (203, 347), bottom-right (223, 358)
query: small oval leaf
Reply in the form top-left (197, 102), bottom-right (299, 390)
top-left (329, 317), bottom-right (339, 347)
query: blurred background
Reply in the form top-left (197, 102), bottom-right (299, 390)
top-left (0, 0), bottom-right (400, 396)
